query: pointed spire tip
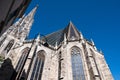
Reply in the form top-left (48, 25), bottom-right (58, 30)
top-left (36, 33), bottom-right (40, 39)
top-left (35, 4), bottom-right (39, 9)
top-left (69, 20), bottom-right (73, 25)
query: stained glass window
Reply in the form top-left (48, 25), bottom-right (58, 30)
top-left (30, 50), bottom-right (45, 80)
top-left (71, 46), bottom-right (85, 80)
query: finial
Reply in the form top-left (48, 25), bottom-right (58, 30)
top-left (26, 5), bottom-right (38, 19)
top-left (91, 38), bottom-right (95, 46)
top-left (80, 32), bottom-right (84, 39)
top-left (100, 49), bottom-right (103, 53)
top-left (35, 33), bottom-right (40, 46)
top-left (64, 33), bottom-right (67, 45)
top-left (36, 4), bottom-right (39, 8)
top-left (90, 39), bottom-right (97, 50)
top-left (55, 41), bottom-right (58, 50)
top-left (36, 33), bottom-right (40, 41)
top-left (69, 20), bottom-right (73, 26)
top-left (70, 20), bottom-right (72, 23)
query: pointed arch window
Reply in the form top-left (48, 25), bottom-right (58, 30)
top-left (30, 50), bottom-right (45, 80)
top-left (16, 47), bottom-right (29, 72)
top-left (71, 46), bottom-right (85, 80)
top-left (4, 39), bottom-right (14, 53)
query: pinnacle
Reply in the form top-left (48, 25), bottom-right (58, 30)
top-left (26, 5), bottom-right (38, 19)
top-left (69, 20), bottom-right (74, 26)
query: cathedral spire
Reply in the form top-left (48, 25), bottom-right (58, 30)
top-left (18, 6), bottom-right (38, 41)
top-left (3, 6), bottom-right (38, 41)
top-left (24, 5), bottom-right (38, 22)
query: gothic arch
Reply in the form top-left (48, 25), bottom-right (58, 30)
top-left (15, 47), bottom-right (30, 80)
top-left (37, 50), bottom-right (46, 59)
top-left (70, 46), bottom-right (81, 54)
top-left (4, 39), bottom-right (14, 54)
top-left (70, 46), bottom-right (85, 80)
top-left (30, 50), bottom-right (45, 80)
top-left (16, 47), bottom-right (30, 72)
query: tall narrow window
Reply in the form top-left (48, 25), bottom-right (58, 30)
top-left (30, 50), bottom-right (45, 80)
top-left (16, 47), bottom-right (29, 72)
top-left (71, 46), bottom-right (85, 80)
top-left (4, 39), bottom-right (14, 54)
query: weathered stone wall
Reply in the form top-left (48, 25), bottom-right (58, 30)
top-left (1, 39), bottom-right (113, 80)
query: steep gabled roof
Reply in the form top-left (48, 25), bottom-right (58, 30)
top-left (42, 21), bottom-right (81, 47)
top-left (64, 21), bottom-right (80, 41)
top-left (42, 30), bottom-right (64, 47)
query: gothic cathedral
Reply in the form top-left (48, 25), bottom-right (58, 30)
top-left (0, 6), bottom-right (113, 80)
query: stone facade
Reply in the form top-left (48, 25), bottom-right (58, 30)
top-left (0, 6), bottom-right (113, 80)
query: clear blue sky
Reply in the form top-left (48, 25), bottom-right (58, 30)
top-left (26, 0), bottom-right (120, 79)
